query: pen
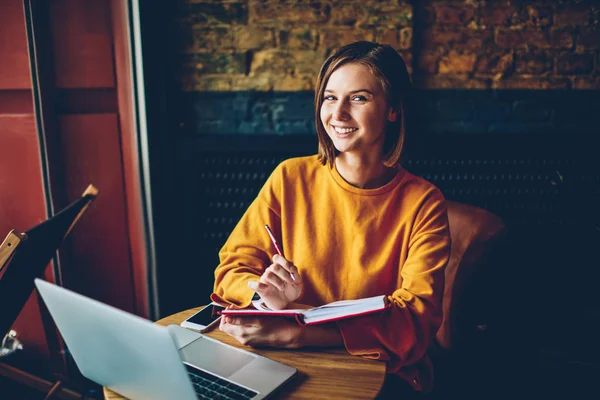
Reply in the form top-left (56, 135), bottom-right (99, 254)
top-left (264, 224), bottom-right (295, 281)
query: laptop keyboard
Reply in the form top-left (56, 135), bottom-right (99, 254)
top-left (185, 364), bottom-right (258, 400)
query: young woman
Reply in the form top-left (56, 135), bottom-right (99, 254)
top-left (211, 41), bottom-right (450, 396)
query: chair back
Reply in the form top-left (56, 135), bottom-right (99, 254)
top-left (435, 201), bottom-right (506, 350)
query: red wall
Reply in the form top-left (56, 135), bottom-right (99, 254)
top-left (0, 0), bottom-right (54, 368)
top-left (0, 0), bottom-right (149, 381)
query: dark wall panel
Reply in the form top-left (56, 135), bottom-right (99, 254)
top-left (0, 1), bottom-right (31, 89)
top-left (57, 114), bottom-right (135, 313)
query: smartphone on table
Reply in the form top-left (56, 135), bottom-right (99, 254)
top-left (180, 302), bottom-right (226, 332)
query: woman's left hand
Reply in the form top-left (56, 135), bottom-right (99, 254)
top-left (219, 307), bottom-right (303, 348)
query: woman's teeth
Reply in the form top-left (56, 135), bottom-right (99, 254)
top-left (334, 126), bottom-right (357, 134)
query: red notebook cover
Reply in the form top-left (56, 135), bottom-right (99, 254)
top-left (220, 295), bottom-right (390, 326)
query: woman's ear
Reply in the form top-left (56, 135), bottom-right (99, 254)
top-left (387, 108), bottom-right (398, 122)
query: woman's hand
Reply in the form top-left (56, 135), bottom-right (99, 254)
top-left (220, 308), bottom-right (345, 349)
top-left (248, 254), bottom-right (302, 310)
top-left (219, 311), bottom-right (303, 348)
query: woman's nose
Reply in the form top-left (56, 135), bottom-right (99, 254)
top-left (333, 102), bottom-right (350, 121)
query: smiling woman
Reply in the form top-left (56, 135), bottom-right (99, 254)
top-left (210, 41), bottom-right (450, 398)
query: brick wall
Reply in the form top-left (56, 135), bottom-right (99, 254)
top-left (415, 0), bottom-right (600, 89)
top-left (178, 0), bottom-right (599, 92)
top-left (178, 0), bottom-right (413, 92)
top-left (171, 0), bottom-right (600, 136)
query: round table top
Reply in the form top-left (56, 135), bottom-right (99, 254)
top-left (103, 306), bottom-right (386, 399)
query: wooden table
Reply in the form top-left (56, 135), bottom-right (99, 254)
top-left (104, 306), bottom-right (386, 399)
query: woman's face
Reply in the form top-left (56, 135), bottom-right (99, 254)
top-left (320, 62), bottom-right (396, 159)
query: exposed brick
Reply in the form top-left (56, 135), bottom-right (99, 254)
top-left (519, 5), bottom-right (553, 28)
top-left (234, 26), bottom-right (274, 50)
top-left (250, 49), bottom-right (326, 77)
top-left (491, 78), bottom-right (571, 90)
top-left (273, 75), bottom-right (315, 91)
top-left (476, 52), bottom-right (514, 75)
top-left (479, 5), bottom-right (519, 26)
top-left (277, 28), bottom-right (318, 50)
top-left (181, 27), bottom-right (233, 53)
top-left (330, 2), bottom-right (359, 26)
top-left (249, 1), bottom-right (330, 25)
top-left (434, 6), bottom-right (476, 25)
top-left (439, 50), bottom-right (477, 74)
top-left (319, 29), bottom-right (375, 52)
top-left (579, 27), bottom-right (600, 50)
top-left (572, 76), bottom-right (600, 89)
top-left (422, 28), bottom-right (462, 47)
top-left (496, 29), bottom-right (575, 50)
top-left (496, 29), bottom-right (528, 49)
top-left (251, 49), bottom-right (296, 76)
top-left (557, 53), bottom-right (594, 75)
top-left (182, 2), bottom-right (247, 25)
top-left (181, 73), bottom-right (233, 92)
top-left (555, 4), bottom-right (594, 27)
top-left (182, 52), bottom-right (247, 76)
top-left (420, 75), bottom-right (489, 89)
top-left (231, 74), bottom-right (275, 91)
top-left (234, 74), bottom-right (316, 92)
top-left (357, 3), bottom-right (413, 28)
top-left (550, 29), bottom-right (576, 50)
top-left (376, 29), bottom-right (399, 48)
top-left (515, 51), bottom-right (553, 75)
top-left (416, 50), bottom-right (443, 74)
top-left (462, 28), bottom-right (494, 49)
top-left (390, 27), bottom-right (410, 50)
top-left (422, 28), bottom-right (492, 50)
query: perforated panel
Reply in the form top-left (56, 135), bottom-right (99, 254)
top-left (174, 135), bottom-right (599, 259)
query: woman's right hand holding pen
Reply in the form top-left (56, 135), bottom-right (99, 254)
top-left (248, 254), bottom-right (302, 310)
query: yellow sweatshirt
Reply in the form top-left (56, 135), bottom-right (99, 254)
top-left (211, 155), bottom-right (450, 391)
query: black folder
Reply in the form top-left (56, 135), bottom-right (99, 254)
top-left (0, 185), bottom-right (99, 337)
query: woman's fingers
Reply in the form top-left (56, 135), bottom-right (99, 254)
top-left (247, 280), bottom-right (269, 292)
top-left (263, 267), bottom-right (289, 290)
top-left (271, 255), bottom-right (300, 284)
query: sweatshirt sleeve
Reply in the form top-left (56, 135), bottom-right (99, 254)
top-left (335, 188), bottom-right (450, 378)
top-left (211, 164), bottom-right (284, 308)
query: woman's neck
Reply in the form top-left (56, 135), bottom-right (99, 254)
top-left (335, 154), bottom-right (396, 189)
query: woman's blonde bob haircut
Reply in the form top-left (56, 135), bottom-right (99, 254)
top-left (315, 41), bottom-right (412, 168)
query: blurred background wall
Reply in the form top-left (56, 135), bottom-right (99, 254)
top-left (170, 0), bottom-right (599, 136)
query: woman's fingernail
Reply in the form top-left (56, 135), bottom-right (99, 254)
top-left (248, 281), bottom-right (258, 290)
top-left (290, 272), bottom-right (296, 281)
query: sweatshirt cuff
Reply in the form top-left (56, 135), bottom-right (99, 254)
top-left (336, 315), bottom-right (387, 361)
top-left (211, 273), bottom-right (258, 308)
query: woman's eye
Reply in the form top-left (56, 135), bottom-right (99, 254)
top-left (324, 95), bottom-right (336, 101)
top-left (352, 95), bottom-right (367, 102)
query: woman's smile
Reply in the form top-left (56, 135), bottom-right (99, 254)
top-left (332, 125), bottom-right (358, 137)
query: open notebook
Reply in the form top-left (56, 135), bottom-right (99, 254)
top-left (220, 294), bottom-right (389, 326)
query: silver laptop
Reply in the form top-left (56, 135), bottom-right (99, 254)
top-left (34, 279), bottom-right (296, 400)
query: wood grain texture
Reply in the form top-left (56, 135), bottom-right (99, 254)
top-left (104, 306), bottom-right (386, 399)
top-left (57, 114), bottom-right (134, 314)
top-left (0, 0), bottom-right (32, 89)
top-left (0, 230), bottom-right (25, 273)
top-left (50, 0), bottom-right (115, 88)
